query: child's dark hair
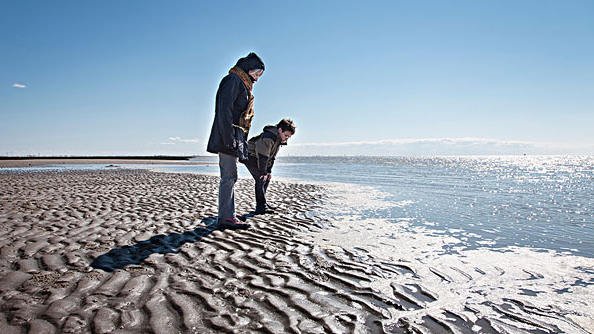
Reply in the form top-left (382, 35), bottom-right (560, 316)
top-left (276, 118), bottom-right (296, 134)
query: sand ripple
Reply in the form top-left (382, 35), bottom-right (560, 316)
top-left (0, 169), bottom-right (588, 333)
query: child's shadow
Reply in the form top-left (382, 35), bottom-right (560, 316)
top-left (90, 217), bottom-right (220, 272)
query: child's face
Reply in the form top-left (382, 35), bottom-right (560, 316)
top-left (280, 130), bottom-right (292, 143)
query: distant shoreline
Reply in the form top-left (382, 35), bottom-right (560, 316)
top-left (0, 155), bottom-right (197, 160)
top-left (0, 156), bottom-right (213, 168)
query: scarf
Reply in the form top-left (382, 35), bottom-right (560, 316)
top-left (229, 66), bottom-right (255, 135)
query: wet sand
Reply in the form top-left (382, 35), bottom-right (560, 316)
top-left (0, 169), bottom-right (590, 333)
top-left (0, 159), bottom-right (211, 168)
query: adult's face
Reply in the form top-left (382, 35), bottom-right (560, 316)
top-left (249, 69), bottom-right (264, 82)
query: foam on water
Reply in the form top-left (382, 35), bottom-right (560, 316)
top-left (312, 181), bottom-right (594, 332)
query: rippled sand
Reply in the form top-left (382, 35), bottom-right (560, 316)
top-left (0, 169), bottom-right (590, 333)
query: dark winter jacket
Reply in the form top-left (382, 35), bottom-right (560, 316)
top-left (206, 73), bottom-right (251, 156)
top-left (245, 125), bottom-right (285, 175)
top-left (206, 53), bottom-right (265, 156)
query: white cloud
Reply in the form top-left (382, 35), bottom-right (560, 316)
top-left (160, 137), bottom-right (200, 146)
top-left (291, 137), bottom-right (533, 147)
top-left (168, 137), bottom-right (199, 144)
top-left (283, 137), bottom-right (554, 156)
top-left (12, 83), bottom-right (26, 88)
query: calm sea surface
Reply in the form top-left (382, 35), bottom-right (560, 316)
top-left (10, 155), bottom-right (594, 257)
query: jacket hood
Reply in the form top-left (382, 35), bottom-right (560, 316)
top-left (263, 125), bottom-right (288, 146)
top-left (236, 52), bottom-right (265, 75)
top-left (263, 125), bottom-right (278, 137)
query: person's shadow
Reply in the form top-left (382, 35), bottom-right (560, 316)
top-left (235, 211), bottom-right (256, 222)
top-left (91, 216), bottom-right (220, 272)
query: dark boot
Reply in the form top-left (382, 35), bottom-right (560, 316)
top-left (254, 207), bottom-right (274, 215)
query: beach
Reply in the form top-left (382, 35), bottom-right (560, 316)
top-left (0, 167), bottom-right (592, 333)
top-left (0, 159), bottom-right (211, 168)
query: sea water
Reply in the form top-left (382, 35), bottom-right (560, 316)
top-left (275, 155), bottom-right (594, 258)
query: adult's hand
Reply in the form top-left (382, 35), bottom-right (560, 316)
top-left (260, 173), bottom-right (272, 182)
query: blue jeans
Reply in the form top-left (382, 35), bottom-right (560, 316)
top-left (218, 152), bottom-right (237, 219)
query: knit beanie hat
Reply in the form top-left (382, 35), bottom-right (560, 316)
top-left (236, 52), bottom-right (265, 74)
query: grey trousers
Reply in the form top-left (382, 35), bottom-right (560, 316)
top-left (218, 152), bottom-right (238, 219)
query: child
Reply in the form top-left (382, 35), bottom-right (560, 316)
top-left (242, 118), bottom-right (296, 215)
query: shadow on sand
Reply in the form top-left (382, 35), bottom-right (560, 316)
top-left (91, 216), bottom-right (220, 272)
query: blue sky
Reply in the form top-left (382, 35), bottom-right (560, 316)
top-left (1, 0), bottom-right (593, 156)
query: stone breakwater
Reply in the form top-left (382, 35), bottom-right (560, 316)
top-left (0, 169), bottom-right (587, 333)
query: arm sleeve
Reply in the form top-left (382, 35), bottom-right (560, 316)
top-left (216, 76), bottom-right (240, 150)
top-left (255, 137), bottom-right (275, 174)
top-left (267, 157), bottom-right (275, 173)
top-left (257, 154), bottom-right (269, 175)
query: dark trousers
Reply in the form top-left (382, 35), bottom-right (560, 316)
top-left (245, 161), bottom-right (270, 211)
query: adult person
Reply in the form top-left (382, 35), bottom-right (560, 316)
top-left (206, 52), bottom-right (265, 230)
top-left (242, 119), bottom-right (296, 215)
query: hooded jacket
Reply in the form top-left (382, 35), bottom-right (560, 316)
top-left (246, 125), bottom-right (285, 175)
top-left (206, 53), bottom-right (265, 156)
